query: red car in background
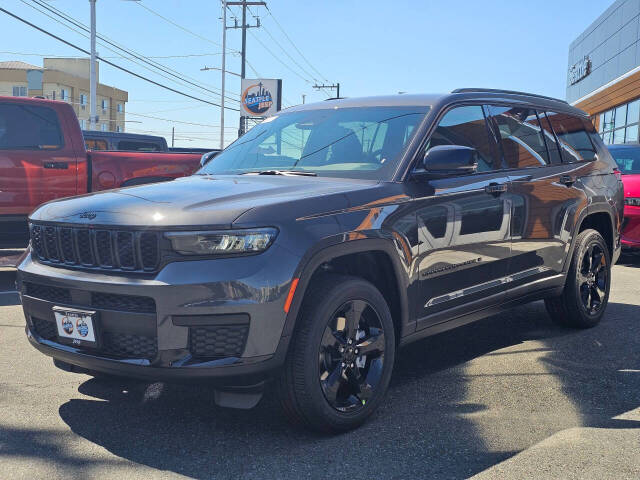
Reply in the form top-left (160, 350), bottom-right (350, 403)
top-left (608, 144), bottom-right (640, 250)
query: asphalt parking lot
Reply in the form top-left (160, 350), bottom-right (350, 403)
top-left (0, 259), bottom-right (639, 480)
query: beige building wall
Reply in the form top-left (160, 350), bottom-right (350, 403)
top-left (0, 58), bottom-right (127, 132)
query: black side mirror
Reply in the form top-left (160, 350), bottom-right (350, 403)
top-left (199, 151), bottom-right (218, 168)
top-left (419, 145), bottom-right (478, 178)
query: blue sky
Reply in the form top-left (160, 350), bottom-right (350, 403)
top-left (0, 0), bottom-right (611, 147)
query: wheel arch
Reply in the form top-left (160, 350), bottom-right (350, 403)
top-left (282, 238), bottom-right (411, 345)
top-left (567, 205), bottom-right (617, 271)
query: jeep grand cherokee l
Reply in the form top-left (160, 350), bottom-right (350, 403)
top-left (17, 89), bottom-right (623, 432)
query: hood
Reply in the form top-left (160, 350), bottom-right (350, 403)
top-left (622, 174), bottom-right (640, 197)
top-left (30, 175), bottom-right (376, 227)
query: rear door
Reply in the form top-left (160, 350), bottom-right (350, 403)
top-left (486, 105), bottom-right (591, 293)
top-left (411, 104), bottom-right (513, 329)
top-left (0, 100), bottom-right (78, 216)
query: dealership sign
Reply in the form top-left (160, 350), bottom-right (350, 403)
top-left (240, 79), bottom-right (282, 118)
top-left (569, 56), bottom-right (591, 85)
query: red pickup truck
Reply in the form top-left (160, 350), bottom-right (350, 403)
top-left (0, 96), bottom-right (203, 246)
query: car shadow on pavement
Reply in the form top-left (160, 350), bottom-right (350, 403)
top-left (52, 300), bottom-right (640, 479)
top-left (616, 251), bottom-right (640, 267)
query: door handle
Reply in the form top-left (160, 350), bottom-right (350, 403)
top-left (485, 183), bottom-right (507, 195)
top-left (43, 162), bottom-right (68, 169)
top-left (559, 175), bottom-right (575, 186)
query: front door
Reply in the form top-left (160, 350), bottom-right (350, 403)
top-left (410, 105), bottom-right (512, 330)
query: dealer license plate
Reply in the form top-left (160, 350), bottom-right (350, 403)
top-left (53, 306), bottom-right (97, 345)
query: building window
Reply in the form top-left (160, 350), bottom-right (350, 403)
top-left (600, 99), bottom-right (640, 145)
top-left (117, 103), bottom-right (123, 113)
top-left (79, 119), bottom-right (86, 129)
top-left (101, 99), bottom-right (108, 111)
top-left (12, 86), bottom-right (27, 97)
top-left (116, 125), bottom-right (121, 133)
top-left (60, 89), bottom-right (68, 101)
top-left (80, 94), bottom-right (86, 106)
top-left (101, 123), bottom-right (107, 132)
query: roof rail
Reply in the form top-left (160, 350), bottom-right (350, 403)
top-left (451, 88), bottom-right (568, 104)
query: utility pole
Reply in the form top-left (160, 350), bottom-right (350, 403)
top-left (220, 0), bottom-right (227, 150)
top-left (227, 1), bottom-right (265, 137)
top-left (89, 0), bottom-right (97, 130)
top-left (171, 126), bottom-right (175, 148)
top-left (313, 82), bottom-right (340, 99)
top-left (302, 94), bottom-right (306, 104)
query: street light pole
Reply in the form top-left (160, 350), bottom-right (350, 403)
top-left (220, 0), bottom-right (226, 150)
top-left (89, 0), bottom-right (97, 130)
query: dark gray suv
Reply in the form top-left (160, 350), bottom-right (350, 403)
top-left (18, 89), bottom-right (624, 432)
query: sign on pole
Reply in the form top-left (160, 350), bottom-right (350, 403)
top-left (240, 79), bottom-right (282, 118)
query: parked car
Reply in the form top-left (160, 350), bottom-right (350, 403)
top-left (607, 144), bottom-right (640, 250)
top-left (17, 89), bottom-right (623, 432)
top-left (83, 130), bottom-right (168, 152)
top-left (0, 96), bottom-right (203, 247)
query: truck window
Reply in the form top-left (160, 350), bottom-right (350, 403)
top-left (85, 139), bottom-right (108, 150)
top-left (117, 140), bottom-right (163, 152)
top-left (0, 103), bottom-right (63, 150)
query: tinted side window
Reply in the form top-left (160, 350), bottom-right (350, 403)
top-left (0, 103), bottom-right (63, 150)
top-left (117, 140), bottom-right (163, 151)
top-left (426, 105), bottom-right (496, 172)
top-left (489, 106), bottom-right (549, 169)
top-left (546, 112), bottom-right (597, 162)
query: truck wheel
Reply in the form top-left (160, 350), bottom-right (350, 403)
top-left (278, 275), bottom-right (395, 433)
top-left (545, 229), bottom-right (611, 329)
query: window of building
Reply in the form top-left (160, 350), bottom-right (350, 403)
top-left (546, 112), bottom-right (597, 162)
top-left (12, 86), bottom-right (27, 97)
top-left (79, 119), bottom-right (86, 129)
top-left (117, 103), bottom-right (123, 113)
top-left (101, 99), bottom-right (108, 111)
top-left (599, 98), bottom-right (640, 145)
top-left (0, 103), bottom-right (63, 149)
top-left (115, 125), bottom-right (121, 133)
top-left (60, 89), bottom-right (68, 101)
top-left (80, 94), bottom-right (86, 106)
top-left (101, 123), bottom-right (107, 132)
top-left (424, 105), bottom-right (496, 172)
top-left (489, 106), bottom-right (549, 168)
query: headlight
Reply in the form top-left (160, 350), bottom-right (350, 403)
top-left (165, 228), bottom-right (277, 256)
top-left (625, 197), bottom-right (640, 206)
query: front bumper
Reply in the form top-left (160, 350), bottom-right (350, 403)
top-left (17, 244), bottom-right (300, 386)
top-left (621, 205), bottom-right (640, 248)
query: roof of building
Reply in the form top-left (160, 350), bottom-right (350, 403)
top-left (0, 61), bottom-right (43, 71)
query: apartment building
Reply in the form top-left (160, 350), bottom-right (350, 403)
top-left (0, 57), bottom-right (127, 132)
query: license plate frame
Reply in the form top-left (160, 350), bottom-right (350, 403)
top-left (53, 306), bottom-right (99, 348)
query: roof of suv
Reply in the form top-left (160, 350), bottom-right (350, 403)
top-left (284, 89), bottom-right (586, 117)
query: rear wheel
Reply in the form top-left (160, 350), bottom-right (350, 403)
top-left (278, 275), bottom-right (395, 432)
top-left (545, 229), bottom-right (611, 328)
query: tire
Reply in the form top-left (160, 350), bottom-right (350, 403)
top-left (278, 274), bottom-right (396, 433)
top-left (545, 229), bottom-right (611, 329)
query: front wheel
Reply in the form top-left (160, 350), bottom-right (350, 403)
top-left (545, 228), bottom-right (611, 328)
top-left (278, 275), bottom-right (396, 433)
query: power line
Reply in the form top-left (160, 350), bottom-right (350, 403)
top-left (27, 0), bottom-right (241, 104)
top-left (0, 6), bottom-right (239, 111)
top-left (264, 5), bottom-right (329, 83)
top-left (135, 1), bottom-right (241, 55)
top-left (0, 50), bottom-right (225, 59)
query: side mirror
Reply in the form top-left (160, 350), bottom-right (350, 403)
top-left (199, 151), bottom-right (218, 168)
top-left (419, 145), bottom-right (478, 178)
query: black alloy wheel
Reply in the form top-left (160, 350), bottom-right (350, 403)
top-left (578, 243), bottom-right (608, 315)
top-left (278, 274), bottom-right (395, 432)
top-left (318, 299), bottom-right (385, 412)
top-left (545, 228), bottom-right (611, 329)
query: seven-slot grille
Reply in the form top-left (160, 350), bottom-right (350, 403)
top-left (30, 224), bottom-right (160, 272)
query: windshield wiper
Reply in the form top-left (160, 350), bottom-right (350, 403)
top-left (240, 170), bottom-right (317, 177)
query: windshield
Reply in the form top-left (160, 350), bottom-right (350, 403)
top-left (199, 106), bottom-right (429, 180)
top-left (609, 146), bottom-right (640, 174)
